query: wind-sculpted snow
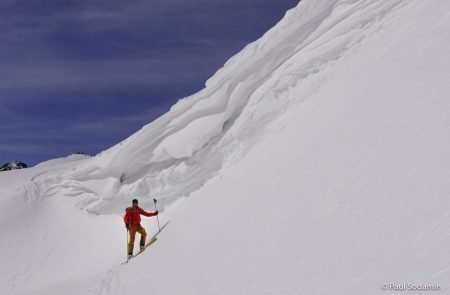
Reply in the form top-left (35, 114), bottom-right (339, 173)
top-left (37, 0), bottom-right (406, 215)
top-left (3, 0), bottom-right (450, 294)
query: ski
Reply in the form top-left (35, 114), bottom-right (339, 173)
top-left (134, 236), bottom-right (158, 257)
top-left (122, 221), bottom-right (170, 264)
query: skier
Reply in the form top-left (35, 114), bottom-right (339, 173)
top-left (124, 199), bottom-right (158, 259)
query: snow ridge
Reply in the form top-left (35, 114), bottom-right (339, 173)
top-left (3, 0), bottom-right (450, 294)
top-left (37, 0), bottom-right (406, 215)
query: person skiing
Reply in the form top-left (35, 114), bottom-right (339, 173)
top-left (124, 199), bottom-right (158, 259)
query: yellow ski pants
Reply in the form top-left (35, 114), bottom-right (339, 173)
top-left (128, 225), bottom-right (147, 254)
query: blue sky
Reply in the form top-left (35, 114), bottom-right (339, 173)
top-left (0, 0), bottom-right (299, 166)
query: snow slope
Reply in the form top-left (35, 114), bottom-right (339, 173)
top-left (2, 0), bottom-right (450, 294)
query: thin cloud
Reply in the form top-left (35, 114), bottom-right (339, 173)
top-left (0, 0), bottom-right (300, 165)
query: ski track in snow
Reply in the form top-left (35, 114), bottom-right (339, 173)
top-left (99, 269), bottom-right (123, 295)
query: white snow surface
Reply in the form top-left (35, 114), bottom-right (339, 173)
top-left (2, 0), bottom-right (450, 294)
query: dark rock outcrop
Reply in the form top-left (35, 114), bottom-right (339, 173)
top-left (0, 161), bottom-right (28, 172)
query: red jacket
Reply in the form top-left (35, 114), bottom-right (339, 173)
top-left (124, 206), bottom-right (157, 228)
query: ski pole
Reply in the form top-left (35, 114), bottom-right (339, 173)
top-left (154, 198), bottom-right (161, 232)
top-left (126, 228), bottom-right (129, 261)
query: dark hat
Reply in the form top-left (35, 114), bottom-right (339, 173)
top-left (132, 199), bottom-right (139, 204)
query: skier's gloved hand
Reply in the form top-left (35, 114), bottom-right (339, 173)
top-left (154, 210), bottom-right (159, 216)
top-left (126, 224), bottom-right (130, 230)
